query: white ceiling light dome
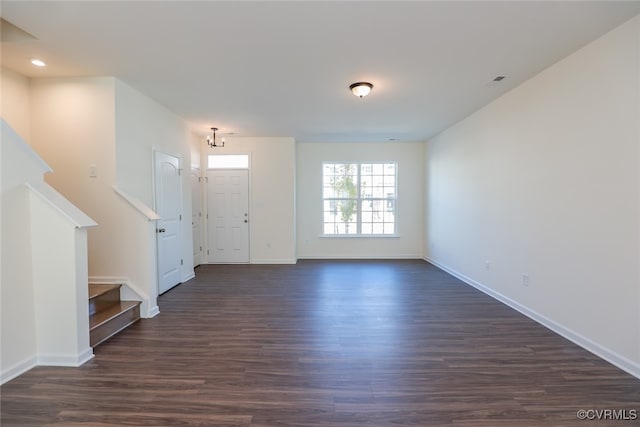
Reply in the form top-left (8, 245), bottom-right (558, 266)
top-left (349, 82), bottom-right (373, 98)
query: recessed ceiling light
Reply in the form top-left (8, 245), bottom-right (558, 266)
top-left (31, 59), bottom-right (46, 67)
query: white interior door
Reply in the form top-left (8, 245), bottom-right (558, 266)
top-left (191, 168), bottom-right (203, 267)
top-left (155, 151), bottom-right (183, 294)
top-left (207, 169), bottom-right (249, 263)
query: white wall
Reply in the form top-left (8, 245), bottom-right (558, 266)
top-left (297, 142), bottom-right (424, 259)
top-left (425, 16), bottom-right (640, 377)
top-left (1, 118), bottom-right (95, 383)
top-left (190, 132), bottom-right (204, 267)
top-left (1, 69), bottom-right (38, 381)
top-left (29, 78), bottom-right (196, 315)
top-left (30, 77), bottom-right (118, 277)
top-left (114, 80), bottom-right (195, 281)
top-left (1, 121), bottom-right (39, 382)
top-left (1, 67), bottom-right (31, 142)
top-left (201, 137), bottom-right (297, 263)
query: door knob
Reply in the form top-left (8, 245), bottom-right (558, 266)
top-left (244, 220), bottom-right (248, 223)
top-left (157, 228), bottom-right (166, 233)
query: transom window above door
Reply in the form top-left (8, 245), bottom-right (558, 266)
top-left (322, 162), bottom-right (397, 236)
top-left (208, 154), bottom-right (249, 169)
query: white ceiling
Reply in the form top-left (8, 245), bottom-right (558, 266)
top-left (2, 1), bottom-right (639, 142)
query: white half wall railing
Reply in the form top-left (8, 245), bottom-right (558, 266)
top-left (27, 182), bottom-right (98, 367)
top-left (2, 119), bottom-right (99, 383)
top-left (89, 186), bottom-right (161, 318)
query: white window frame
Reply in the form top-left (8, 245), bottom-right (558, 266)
top-left (322, 162), bottom-right (397, 237)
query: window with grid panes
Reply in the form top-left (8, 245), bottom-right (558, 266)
top-left (322, 162), bottom-right (396, 235)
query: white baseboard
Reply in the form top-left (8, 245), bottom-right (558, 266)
top-left (182, 272), bottom-right (195, 282)
top-left (424, 256), bottom-right (640, 380)
top-left (1, 348), bottom-right (95, 385)
top-left (146, 305), bottom-right (160, 318)
top-left (89, 275), bottom-right (128, 285)
top-left (38, 348), bottom-right (94, 367)
top-left (1, 356), bottom-right (37, 385)
top-left (250, 259), bottom-right (298, 264)
top-left (297, 255), bottom-right (424, 260)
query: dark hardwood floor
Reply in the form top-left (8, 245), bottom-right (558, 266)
top-left (2, 260), bottom-right (639, 426)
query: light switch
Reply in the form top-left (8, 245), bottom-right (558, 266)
top-left (89, 164), bottom-right (97, 178)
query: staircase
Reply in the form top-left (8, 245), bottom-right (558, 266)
top-left (89, 283), bottom-right (141, 347)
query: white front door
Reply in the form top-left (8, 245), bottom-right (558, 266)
top-left (155, 151), bottom-right (183, 294)
top-left (191, 168), bottom-right (203, 268)
top-left (207, 169), bottom-right (249, 263)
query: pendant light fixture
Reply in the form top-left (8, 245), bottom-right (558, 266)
top-left (349, 82), bottom-right (373, 98)
top-left (207, 127), bottom-right (225, 148)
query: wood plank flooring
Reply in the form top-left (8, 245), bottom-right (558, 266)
top-left (2, 260), bottom-right (639, 426)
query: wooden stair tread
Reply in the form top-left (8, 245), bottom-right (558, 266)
top-left (88, 282), bottom-right (142, 347)
top-left (89, 300), bottom-right (141, 330)
top-left (88, 283), bottom-right (121, 300)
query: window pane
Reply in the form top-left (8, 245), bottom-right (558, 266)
top-left (323, 163), bottom-right (335, 175)
top-left (329, 217), bottom-right (357, 235)
top-left (385, 163), bottom-right (396, 174)
top-left (208, 154), bottom-right (249, 169)
top-left (323, 186), bottom-right (336, 198)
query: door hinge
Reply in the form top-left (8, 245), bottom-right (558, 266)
top-left (207, 249), bottom-right (210, 255)
top-left (205, 177), bottom-right (209, 183)
top-left (181, 259), bottom-right (184, 266)
top-left (178, 168), bottom-right (182, 176)
top-left (199, 212), bottom-right (202, 217)
top-left (198, 177), bottom-right (202, 182)
top-left (179, 214), bottom-right (182, 221)
top-left (200, 246), bottom-right (202, 252)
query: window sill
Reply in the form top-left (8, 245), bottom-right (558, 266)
top-left (319, 234), bottom-right (400, 238)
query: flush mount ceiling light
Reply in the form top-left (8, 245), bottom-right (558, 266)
top-left (31, 59), bottom-right (46, 67)
top-left (206, 127), bottom-right (225, 148)
top-left (349, 82), bottom-right (373, 98)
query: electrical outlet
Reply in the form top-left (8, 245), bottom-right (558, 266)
top-left (522, 274), bottom-right (529, 287)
